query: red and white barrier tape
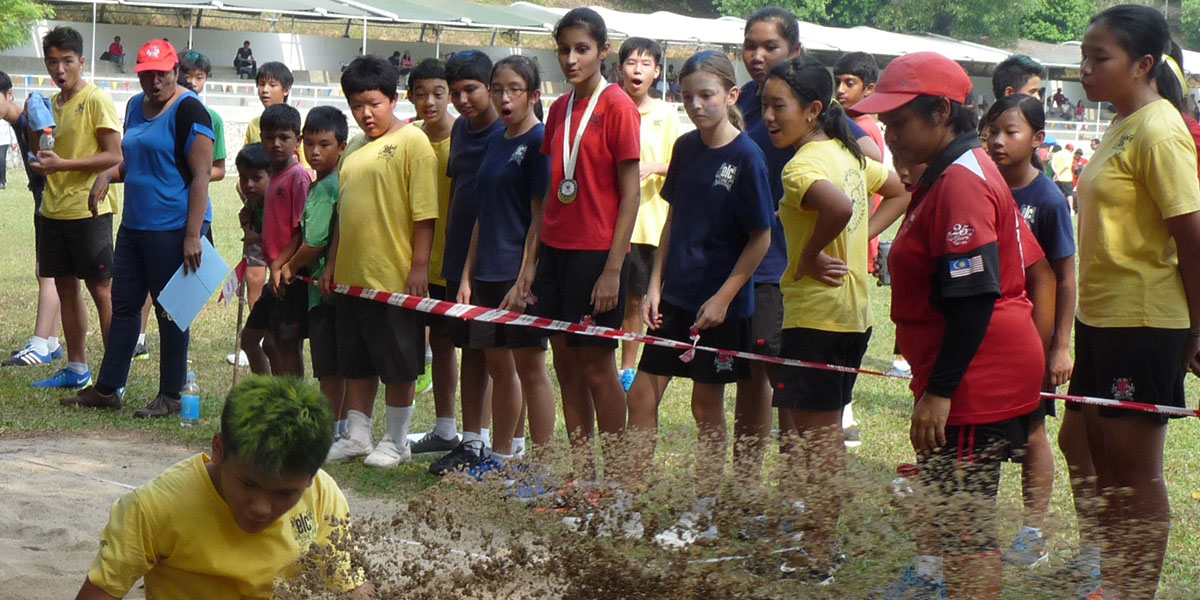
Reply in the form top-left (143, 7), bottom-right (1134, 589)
top-left (302, 278), bottom-right (1200, 419)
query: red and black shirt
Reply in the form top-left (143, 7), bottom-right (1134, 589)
top-left (889, 134), bottom-right (1044, 426)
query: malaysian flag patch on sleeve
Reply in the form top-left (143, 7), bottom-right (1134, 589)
top-left (948, 255), bottom-right (985, 278)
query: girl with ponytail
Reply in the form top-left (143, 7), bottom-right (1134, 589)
top-left (759, 55), bottom-right (908, 582)
top-left (626, 50), bottom-right (773, 544)
top-left (1071, 5), bottom-right (1200, 598)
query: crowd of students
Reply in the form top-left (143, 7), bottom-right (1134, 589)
top-left (1, 3), bottom-right (1197, 599)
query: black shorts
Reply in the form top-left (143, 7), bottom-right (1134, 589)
top-left (1056, 181), bottom-right (1075, 197)
top-left (1066, 319), bottom-right (1187, 424)
top-left (335, 294), bottom-right (424, 384)
top-left (270, 279), bottom-right (310, 342)
top-left (637, 301), bottom-right (750, 384)
top-left (37, 214), bottom-right (114, 280)
top-left (308, 302), bottom-right (338, 379)
top-left (626, 243), bottom-right (657, 297)
top-left (772, 327), bottom-right (872, 411)
top-left (747, 283), bottom-right (782, 356)
top-left (445, 278), bottom-right (494, 350)
top-left (473, 279), bottom-right (548, 350)
top-left (33, 213), bottom-right (43, 257)
top-left (243, 241), bottom-right (266, 266)
top-left (529, 245), bottom-right (628, 349)
top-left (244, 286), bottom-right (271, 330)
top-left (1029, 397), bottom-right (1057, 421)
top-left (426, 283), bottom-right (452, 329)
top-left (917, 414), bottom-right (1032, 555)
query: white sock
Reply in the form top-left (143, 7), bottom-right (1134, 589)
top-left (346, 410), bottom-right (372, 444)
top-left (137, 333), bottom-right (147, 345)
top-left (47, 336), bottom-right (60, 352)
top-left (1019, 525), bottom-right (1043, 538)
top-left (894, 357), bottom-right (910, 371)
top-left (29, 336), bottom-right (50, 355)
top-left (462, 431), bottom-right (483, 445)
top-left (66, 361), bottom-right (89, 375)
top-left (842, 402), bottom-right (856, 428)
top-left (433, 417), bottom-right (458, 440)
top-left (489, 450), bottom-right (512, 461)
top-left (916, 555), bottom-right (943, 579)
top-left (480, 427), bottom-right (491, 447)
top-left (513, 436), bottom-right (526, 454)
top-left (336, 419), bottom-right (348, 438)
top-left (425, 346), bottom-right (433, 363)
top-left (385, 405), bottom-right (413, 445)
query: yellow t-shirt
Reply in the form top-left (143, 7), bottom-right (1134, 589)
top-left (246, 115), bottom-right (309, 168)
top-left (630, 98), bottom-right (679, 246)
top-left (419, 120), bottom-right (453, 287)
top-left (45, 83), bottom-right (117, 220)
top-left (245, 116), bottom-right (260, 147)
top-left (87, 454), bottom-right (361, 599)
top-left (779, 139), bottom-right (887, 332)
top-left (1051, 149), bottom-right (1074, 183)
top-left (1076, 99), bottom-right (1200, 329)
top-left (335, 124), bottom-right (439, 292)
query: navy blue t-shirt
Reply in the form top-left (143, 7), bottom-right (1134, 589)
top-left (1012, 172), bottom-right (1076, 261)
top-left (660, 131), bottom-right (774, 320)
top-left (444, 116), bottom-right (505, 283)
top-left (14, 114), bottom-right (46, 206)
top-left (473, 124), bottom-right (550, 282)
top-left (737, 79), bottom-right (868, 284)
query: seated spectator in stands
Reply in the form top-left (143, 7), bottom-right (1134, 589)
top-left (400, 51), bottom-right (413, 75)
top-left (103, 36), bottom-right (125, 72)
top-left (389, 51), bottom-right (402, 73)
top-left (234, 40), bottom-right (256, 79)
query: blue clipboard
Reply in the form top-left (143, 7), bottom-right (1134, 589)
top-left (157, 238), bottom-right (230, 331)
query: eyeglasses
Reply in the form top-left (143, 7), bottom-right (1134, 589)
top-left (489, 87), bottom-right (528, 98)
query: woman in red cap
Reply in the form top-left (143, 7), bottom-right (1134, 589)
top-left (63, 40), bottom-right (215, 417)
top-left (1071, 6), bottom-right (1200, 600)
top-left (849, 51), bottom-right (1043, 600)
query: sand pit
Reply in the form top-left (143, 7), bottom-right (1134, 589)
top-left (0, 432), bottom-right (400, 600)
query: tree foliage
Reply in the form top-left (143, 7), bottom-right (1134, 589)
top-left (712, 0), bottom-right (1105, 46)
top-left (1021, 0), bottom-right (1095, 43)
top-left (713, 0), bottom-right (828, 23)
top-left (0, 0), bottom-right (52, 52)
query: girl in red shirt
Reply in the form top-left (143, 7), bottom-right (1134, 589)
top-left (504, 8), bottom-right (641, 480)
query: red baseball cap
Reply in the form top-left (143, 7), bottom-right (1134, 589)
top-left (847, 52), bottom-right (973, 116)
top-left (134, 40), bottom-right (179, 73)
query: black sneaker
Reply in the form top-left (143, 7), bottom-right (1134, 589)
top-left (134, 393), bottom-right (182, 419)
top-left (410, 431), bottom-right (461, 455)
top-left (429, 439), bottom-right (486, 476)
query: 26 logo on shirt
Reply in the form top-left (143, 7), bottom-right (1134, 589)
top-left (946, 223), bottom-right (975, 246)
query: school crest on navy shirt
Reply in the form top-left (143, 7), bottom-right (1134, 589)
top-left (509, 145), bottom-right (527, 165)
top-left (714, 163), bottom-right (737, 191)
top-left (1020, 205), bottom-right (1037, 229)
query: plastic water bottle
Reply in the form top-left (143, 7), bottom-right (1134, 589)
top-left (180, 372), bottom-right (200, 427)
top-left (39, 127), bottom-right (55, 152)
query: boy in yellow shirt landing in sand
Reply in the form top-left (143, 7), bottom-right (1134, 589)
top-left (73, 376), bottom-right (371, 599)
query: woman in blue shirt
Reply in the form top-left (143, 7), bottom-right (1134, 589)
top-left (62, 40), bottom-right (214, 416)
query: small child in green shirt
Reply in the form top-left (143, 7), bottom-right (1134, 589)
top-left (281, 106), bottom-right (349, 438)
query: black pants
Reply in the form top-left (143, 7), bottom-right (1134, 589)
top-left (0, 145), bottom-right (8, 186)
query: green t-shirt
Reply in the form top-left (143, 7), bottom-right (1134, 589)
top-left (207, 107), bottom-right (227, 161)
top-left (303, 173), bottom-right (339, 308)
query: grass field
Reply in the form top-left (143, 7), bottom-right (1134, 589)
top-left (0, 166), bottom-right (1198, 598)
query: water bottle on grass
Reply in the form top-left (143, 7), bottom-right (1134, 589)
top-left (181, 372), bottom-right (200, 427)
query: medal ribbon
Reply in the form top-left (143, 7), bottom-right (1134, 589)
top-left (561, 79), bottom-right (609, 185)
